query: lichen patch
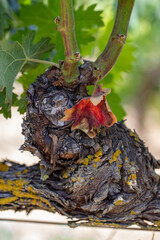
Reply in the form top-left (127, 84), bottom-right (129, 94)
top-left (0, 163), bottom-right (9, 172)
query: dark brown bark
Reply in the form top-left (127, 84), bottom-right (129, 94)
top-left (0, 122), bottom-right (160, 229)
top-left (0, 65), bottom-right (160, 230)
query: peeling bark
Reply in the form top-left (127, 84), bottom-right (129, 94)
top-left (0, 65), bottom-right (160, 230)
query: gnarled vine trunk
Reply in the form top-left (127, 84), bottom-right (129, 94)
top-left (0, 65), bottom-right (160, 230)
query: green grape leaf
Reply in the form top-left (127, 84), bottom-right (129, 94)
top-left (16, 92), bottom-right (27, 115)
top-left (22, 31), bottom-right (54, 60)
top-left (48, 0), bottom-right (60, 16)
top-left (102, 74), bottom-right (115, 88)
top-left (107, 90), bottom-right (126, 121)
top-left (0, 42), bottom-right (26, 103)
top-left (101, 74), bottom-right (126, 121)
top-left (19, 3), bottom-right (57, 42)
top-left (18, 64), bottom-right (46, 90)
top-left (75, 4), bottom-right (103, 30)
top-left (17, 2), bottom-right (104, 60)
top-left (113, 42), bottom-right (136, 73)
top-left (17, 2), bottom-right (61, 60)
top-left (0, 89), bottom-right (18, 118)
top-left (0, 31), bottom-right (54, 103)
top-left (75, 4), bottom-right (104, 49)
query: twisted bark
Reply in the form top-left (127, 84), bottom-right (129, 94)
top-left (0, 122), bottom-right (160, 229)
top-left (0, 65), bottom-right (160, 230)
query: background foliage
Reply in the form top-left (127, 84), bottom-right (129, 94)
top-left (0, 0), bottom-right (159, 123)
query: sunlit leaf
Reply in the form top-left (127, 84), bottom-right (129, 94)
top-left (19, 0), bottom-right (31, 5)
top-left (113, 42), bottom-right (136, 73)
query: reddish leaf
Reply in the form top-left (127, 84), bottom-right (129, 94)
top-left (61, 84), bottom-right (117, 138)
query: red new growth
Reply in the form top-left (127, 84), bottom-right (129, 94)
top-left (61, 84), bottom-right (117, 138)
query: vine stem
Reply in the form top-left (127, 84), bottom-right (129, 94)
top-left (94, 0), bottom-right (135, 80)
top-left (27, 58), bottom-right (59, 68)
top-left (56, 0), bottom-right (80, 82)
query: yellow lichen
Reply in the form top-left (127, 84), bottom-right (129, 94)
top-left (82, 148), bottom-right (102, 166)
top-left (90, 177), bottom-right (94, 180)
top-left (108, 223), bottom-right (121, 227)
top-left (77, 177), bottom-right (83, 182)
top-left (0, 163), bottom-right (9, 172)
top-left (155, 221), bottom-right (160, 226)
top-left (130, 210), bottom-right (136, 215)
top-left (127, 173), bottom-right (137, 186)
top-left (23, 169), bottom-right (28, 174)
top-left (117, 163), bottom-right (122, 173)
top-left (42, 174), bottom-right (49, 181)
top-left (113, 150), bottom-right (121, 162)
top-left (94, 157), bottom-right (101, 162)
top-left (109, 150), bottom-right (121, 164)
top-left (62, 172), bottom-right (68, 179)
top-left (0, 179), bottom-right (28, 192)
top-left (71, 177), bottom-right (76, 182)
top-left (31, 199), bottom-right (37, 206)
top-left (83, 158), bottom-right (89, 166)
top-left (114, 199), bottom-right (124, 205)
top-left (15, 171), bottom-right (22, 176)
top-left (27, 186), bottom-right (39, 194)
top-left (0, 197), bottom-right (18, 205)
top-left (0, 179), bottom-right (5, 184)
top-left (30, 199), bottom-right (54, 210)
top-left (0, 179), bottom-right (53, 209)
top-left (93, 163), bottom-right (96, 168)
top-left (129, 131), bottom-right (140, 143)
top-left (88, 155), bottom-right (94, 160)
top-left (135, 137), bottom-right (140, 142)
top-left (128, 174), bottom-right (136, 180)
top-left (13, 190), bottom-right (51, 207)
top-left (95, 148), bottom-right (102, 158)
top-left (129, 131), bottom-right (135, 137)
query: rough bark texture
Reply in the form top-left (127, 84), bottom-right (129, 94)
top-left (0, 64), bottom-right (160, 229)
